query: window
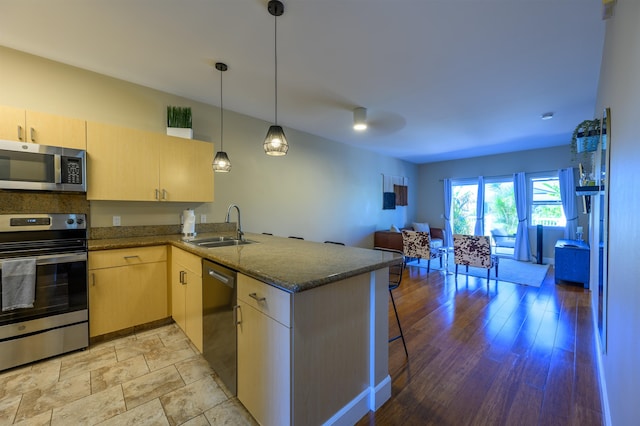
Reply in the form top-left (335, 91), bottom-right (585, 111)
top-left (452, 182), bottom-right (477, 234)
top-left (530, 176), bottom-right (566, 227)
top-left (451, 178), bottom-right (517, 236)
top-left (484, 180), bottom-right (517, 235)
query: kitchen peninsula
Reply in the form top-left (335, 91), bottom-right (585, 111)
top-left (89, 232), bottom-right (399, 426)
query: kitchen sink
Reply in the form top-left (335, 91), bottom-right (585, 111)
top-left (185, 236), bottom-right (256, 248)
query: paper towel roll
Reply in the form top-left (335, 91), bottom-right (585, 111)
top-left (182, 209), bottom-right (196, 236)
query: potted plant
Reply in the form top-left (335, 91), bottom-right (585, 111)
top-left (571, 118), bottom-right (601, 157)
top-left (166, 106), bottom-right (193, 139)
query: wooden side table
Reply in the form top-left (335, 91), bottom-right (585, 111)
top-left (554, 239), bottom-right (590, 288)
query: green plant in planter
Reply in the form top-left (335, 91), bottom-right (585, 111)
top-left (167, 106), bottom-right (192, 129)
top-left (571, 118), bottom-right (601, 159)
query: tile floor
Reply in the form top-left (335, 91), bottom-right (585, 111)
top-left (0, 323), bottom-right (258, 425)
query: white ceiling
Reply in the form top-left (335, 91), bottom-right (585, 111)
top-left (0, 0), bottom-right (606, 164)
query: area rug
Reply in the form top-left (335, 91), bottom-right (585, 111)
top-left (406, 256), bottom-right (550, 288)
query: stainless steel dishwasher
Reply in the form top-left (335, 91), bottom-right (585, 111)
top-left (202, 259), bottom-right (237, 395)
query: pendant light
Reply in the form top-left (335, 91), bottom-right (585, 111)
top-left (263, 0), bottom-right (289, 156)
top-left (213, 62), bottom-right (231, 172)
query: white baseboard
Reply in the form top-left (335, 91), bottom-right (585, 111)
top-left (593, 309), bottom-right (612, 426)
top-left (371, 374), bottom-right (392, 410)
top-left (321, 375), bottom-right (391, 426)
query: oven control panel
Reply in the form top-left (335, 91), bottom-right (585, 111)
top-left (10, 217), bottom-right (51, 226)
top-left (0, 214), bottom-right (87, 231)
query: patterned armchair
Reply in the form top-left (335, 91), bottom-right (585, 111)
top-left (453, 234), bottom-right (499, 283)
top-left (402, 230), bottom-right (443, 272)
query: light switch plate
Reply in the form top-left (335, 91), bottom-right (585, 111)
top-left (113, 216), bottom-right (121, 226)
top-left (200, 214), bottom-right (206, 223)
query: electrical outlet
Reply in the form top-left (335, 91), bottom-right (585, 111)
top-left (113, 216), bottom-right (121, 226)
top-left (200, 214), bottom-right (207, 223)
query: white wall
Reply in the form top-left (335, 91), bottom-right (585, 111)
top-left (594, 0), bottom-right (640, 424)
top-left (415, 146), bottom-right (582, 261)
top-left (0, 46), bottom-right (417, 247)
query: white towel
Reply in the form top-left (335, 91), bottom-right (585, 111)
top-left (2, 258), bottom-right (36, 311)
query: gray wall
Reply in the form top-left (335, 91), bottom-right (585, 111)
top-left (594, 0), bottom-right (640, 424)
top-left (0, 46), bottom-right (417, 247)
top-left (415, 146), bottom-right (581, 262)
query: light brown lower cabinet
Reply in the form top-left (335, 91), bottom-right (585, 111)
top-left (171, 247), bottom-right (203, 352)
top-left (237, 274), bottom-right (291, 426)
top-left (88, 246), bottom-right (168, 337)
top-left (236, 269), bottom-right (389, 426)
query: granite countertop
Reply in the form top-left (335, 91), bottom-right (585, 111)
top-left (89, 232), bottom-right (401, 293)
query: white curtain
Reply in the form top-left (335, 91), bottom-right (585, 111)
top-left (474, 176), bottom-right (485, 236)
top-left (443, 178), bottom-right (454, 247)
top-left (559, 168), bottom-right (578, 239)
top-left (513, 172), bottom-right (531, 261)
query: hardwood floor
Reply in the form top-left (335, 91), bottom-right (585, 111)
top-left (357, 264), bottom-right (603, 426)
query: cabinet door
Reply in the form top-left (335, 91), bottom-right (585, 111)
top-left (185, 269), bottom-right (203, 352)
top-left (0, 105), bottom-right (25, 141)
top-left (171, 260), bottom-right (188, 335)
top-left (0, 107), bottom-right (86, 149)
top-left (26, 110), bottom-right (86, 149)
top-left (89, 262), bottom-right (168, 337)
top-left (86, 121), bottom-right (159, 201)
top-left (237, 300), bottom-right (291, 426)
top-left (130, 261), bottom-right (168, 326)
top-left (171, 262), bottom-right (202, 351)
top-left (89, 266), bottom-right (132, 337)
top-left (171, 247), bottom-right (203, 352)
top-left (158, 135), bottom-right (214, 202)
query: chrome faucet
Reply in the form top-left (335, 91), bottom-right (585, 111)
top-left (225, 204), bottom-right (244, 241)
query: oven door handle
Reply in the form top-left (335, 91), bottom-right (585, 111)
top-left (0, 252), bottom-right (87, 268)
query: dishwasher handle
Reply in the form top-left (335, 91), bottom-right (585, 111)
top-left (207, 268), bottom-right (231, 284)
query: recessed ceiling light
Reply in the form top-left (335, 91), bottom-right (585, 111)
top-left (541, 112), bottom-right (554, 120)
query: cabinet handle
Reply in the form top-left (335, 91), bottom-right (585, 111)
top-left (249, 292), bottom-right (266, 302)
top-left (123, 255), bottom-right (140, 260)
top-left (17, 125), bottom-right (23, 141)
top-left (155, 189), bottom-right (160, 200)
top-left (180, 270), bottom-right (187, 285)
top-left (235, 305), bottom-right (242, 325)
top-left (162, 189), bottom-right (167, 200)
top-left (91, 272), bottom-right (96, 286)
top-left (30, 127), bottom-right (35, 142)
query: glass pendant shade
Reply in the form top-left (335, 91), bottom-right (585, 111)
top-left (212, 151), bottom-right (231, 172)
top-left (263, 125), bottom-right (289, 156)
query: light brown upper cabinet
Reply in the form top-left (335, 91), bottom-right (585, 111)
top-left (86, 121), bottom-right (214, 202)
top-left (0, 105), bottom-right (86, 150)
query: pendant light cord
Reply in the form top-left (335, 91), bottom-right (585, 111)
top-left (220, 68), bottom-right (224, 150)
top-left (274, 10), bottom-right (278, 125)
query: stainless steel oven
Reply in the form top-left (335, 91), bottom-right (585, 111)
top-left (0, 213), bottom-right (88, 371)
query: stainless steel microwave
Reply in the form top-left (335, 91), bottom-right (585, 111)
top-left (0, 139), bottom-right (86, 192)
